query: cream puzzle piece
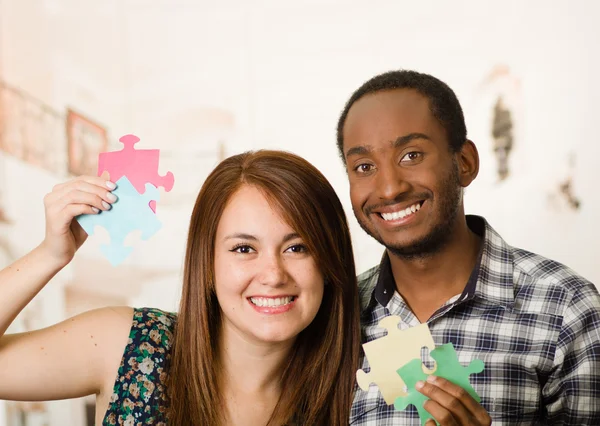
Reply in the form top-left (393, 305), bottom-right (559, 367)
top-left (356, 315), bottom-right (436, 405)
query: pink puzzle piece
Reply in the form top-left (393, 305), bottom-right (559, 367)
top-left (98, 134), bottom-right (174, 212)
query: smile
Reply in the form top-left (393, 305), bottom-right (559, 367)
top-left (249, 296), bottom-right (295, 307)
top-left (378, 201), bottom-right (423, 221)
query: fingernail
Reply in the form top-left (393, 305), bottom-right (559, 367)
top-left (416, 381), bottom-right (424, 390)
top-left (102, 201), bottom-right (111, 210)
top-left (427, 375), bottom-right (437, 384)
top-left (106, 181), bottom-right (116, 190)
top-left (107, 192), bottom-right (118, 202)
top-left (92, 207), bottom-right (100, 213)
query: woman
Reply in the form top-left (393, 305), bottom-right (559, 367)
top-left (0, 150), bottom-right (360, 425)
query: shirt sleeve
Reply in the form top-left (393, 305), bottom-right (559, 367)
top-left (543, 283), bottom-right (600, 424)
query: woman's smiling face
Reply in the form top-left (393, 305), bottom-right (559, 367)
top-left (213, 184), bottom-right (324, 346)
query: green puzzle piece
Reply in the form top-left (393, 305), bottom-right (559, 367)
top-left (394, 358), bottom-right (433, 425)
top-left (394, 342), bottom-right (485, 426)
top-left (430, 343), bottom-right (484, 402)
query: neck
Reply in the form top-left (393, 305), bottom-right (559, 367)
top-left (388, 215), bottom-right (481, 321)
top-left (219, 322), bottom-right (294, 394)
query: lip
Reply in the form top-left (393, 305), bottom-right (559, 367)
top-left (372, 200), bottom-right (425, 227)
top-left (247, 295), bottom-right (297, 315)
top-left (373, 200), bottom-right (425, 215)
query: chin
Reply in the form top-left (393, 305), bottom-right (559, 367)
top-left (253, 331), bottom-right (298, 345)
top-left (251, 321), bottom-right (308, 343)
top-left (380, 231), bottom-right (426, 248)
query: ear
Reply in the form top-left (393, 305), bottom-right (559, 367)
top-left (456, 140), bottom-right (479, 188)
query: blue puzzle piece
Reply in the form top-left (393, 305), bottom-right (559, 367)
top-left (76, 176), bottom-right (162, 266)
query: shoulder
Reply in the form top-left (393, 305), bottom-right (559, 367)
top-left (63, 306), bottom-right (136, 378)
top-left (357, 265), bottom-right (381, 312)
top-left (128, 307), bottom-right (177, 350)
top-left (512, 248), bottom-right (596, 294)
top-left (477, 216), bottom-right (598, 311)
top-left (102, 307), bottom-right (178, 423)
top-left (357, 264), bottom-right (381, 287)
top-left (130, 307), bottom-right (177, 330)
top-left (68, 305), bottom-right (135, 330)
top-left (97, 306), bottom-right (177, 389)
top-left (511, 247), bottom-right (600, 314)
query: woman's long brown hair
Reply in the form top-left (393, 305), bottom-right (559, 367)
top-left (167, 150), bottom-right (360, 425)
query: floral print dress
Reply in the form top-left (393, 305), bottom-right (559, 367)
top-left (103, 307), bottom-right (176, 426)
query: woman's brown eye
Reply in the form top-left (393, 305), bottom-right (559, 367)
top-left (287, 244), bottom-right (308, 253)
top-left (230, 245), bottom-right (253, 254)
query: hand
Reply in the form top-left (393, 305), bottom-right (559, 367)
top-left (39, 172), bottom-right (117, 266)
top-left (418, 376), bottom-right (491, 426)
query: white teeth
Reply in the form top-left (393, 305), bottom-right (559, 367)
top-left (250, 296), bottom-right (294, 307)
top-left (380, 202), bottom-right (422, 221)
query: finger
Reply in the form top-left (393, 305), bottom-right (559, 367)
top-left (49, 176), bottom-right (116, 202)
top-left (53, 200), bottom-right (101, 225)
top-left (46, 191), bottom-right (109, 219)
top-left (424, 420), bottom-right (438, 426)
top-left (44, 184), bottom-right (111, 212)
top-left (50, 174), bottom-right (113, 194)
top-left (425, 376), bottom-right (490, 424)
top-left (62, 176), bottom-right (117, 200)
top-left (61, 203), bottom-right (101, 223)
top-left (422, 399), bottom-right (459, 426)
top-left (50, 182), bottom-right (117, 212)
top-left (416, 379), bottom-right (471, 424)
top-left (46, 203), bottom-right (100, 236)
top-left (71, 217), bottom-right (89, 244)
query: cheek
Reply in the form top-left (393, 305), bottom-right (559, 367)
top-left (292, 262), bottom-right (324, 301)
top-left (349, 184), bottom-right (367, 210)
top-left (213, 253), bottom-right (229, 288)
top-left (213, 255), bottom-right (251, 301)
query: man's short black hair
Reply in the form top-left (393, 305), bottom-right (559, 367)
top-left (336, 70), bottom-right (468, 162)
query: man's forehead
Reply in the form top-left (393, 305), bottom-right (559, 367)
top-left (351, 88), bottom-right (430, 114)
top-left (346, 90), bottom-right (431, 132)
top-left (344, 90), bottom-right (433, 139)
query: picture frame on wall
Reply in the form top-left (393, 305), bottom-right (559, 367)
top-left (0, 81), bottom-right (23, 159)
top-left (66, 108), bottom-right (108, 176)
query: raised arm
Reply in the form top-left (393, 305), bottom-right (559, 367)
top-left (0, 174), bottom-right (132, 401)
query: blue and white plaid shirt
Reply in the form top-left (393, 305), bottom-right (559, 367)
top-left (351, 215), bottom-right (600, 425)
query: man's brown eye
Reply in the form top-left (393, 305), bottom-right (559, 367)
top-left (401, 152), bottom-right (422, 162)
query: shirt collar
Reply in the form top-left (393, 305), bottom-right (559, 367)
top-left (372, 215), bottom-right (516, 311)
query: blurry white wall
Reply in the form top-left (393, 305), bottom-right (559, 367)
top-left (0, 0), bottom-right (599, 425)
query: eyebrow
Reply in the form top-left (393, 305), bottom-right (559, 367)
top-left (224, 232), bottom-right (301, 243)
top-left (345, 133), bottom-right (432, 159)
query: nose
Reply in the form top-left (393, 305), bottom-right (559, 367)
top-left (257, 253), bottom-right (287, 287)
top-left (375, 162), bottom-right (411, 200)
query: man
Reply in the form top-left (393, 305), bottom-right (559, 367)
top-left (337, 70), bottom-right (600, 425)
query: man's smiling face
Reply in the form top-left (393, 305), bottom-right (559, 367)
top-left (342, 88), bottom-right (465, 259)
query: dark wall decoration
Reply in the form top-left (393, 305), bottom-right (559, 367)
top-left (491, 96), bottom-right (514, 181)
